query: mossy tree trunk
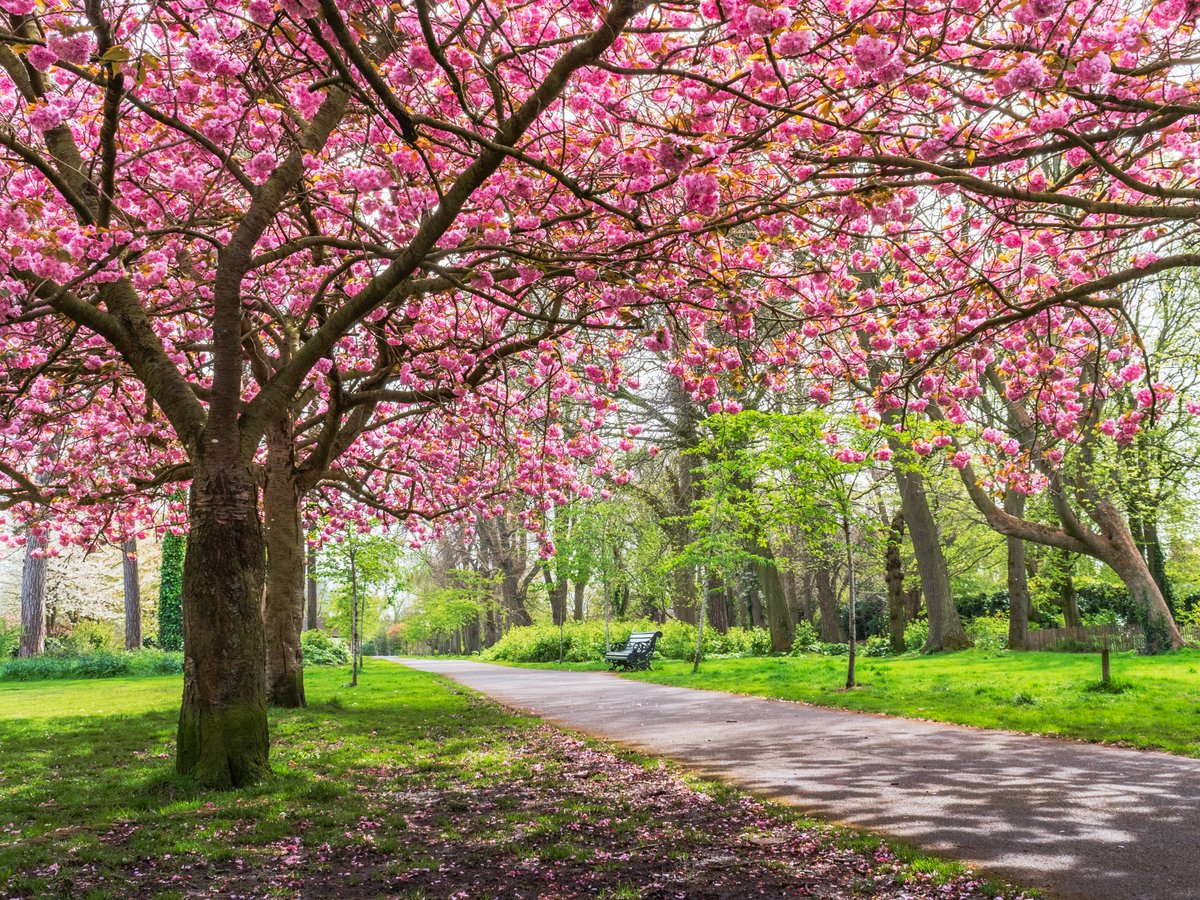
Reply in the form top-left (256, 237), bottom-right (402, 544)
top-left (176, 459), bottom-right (270, 788)
top-left (1004, 492), bottom-right (1031, 650)
top-left (262, 419), bottom-right (306, 708)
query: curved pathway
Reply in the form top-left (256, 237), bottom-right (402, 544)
top-left (388, 657), bottom-right (1200, 900)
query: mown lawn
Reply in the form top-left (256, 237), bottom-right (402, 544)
top-left (576, 648), bottom-right (1200, 756)
top-left (0, 662), bottom-right (1032, 898)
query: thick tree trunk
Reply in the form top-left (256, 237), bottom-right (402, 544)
top-left (122, 538), bottom-right (142, 651)
top-left (262, 422), bottom-right (305, 708)
top-left (814, 565), bottom-right (845, 643)
top-left (572, 580), bottom-right (585, 621)
top-left (672, 564), bottom-right (698, 624)
top-left (706, 570), bottom-right (730, 633)
top-left (1004, 493), bottom-right (1031, 650)
top-left (753, 551), bottom-right (794, 652)
top-left (543, 566), bottom-right (568, 626)
top-left (748, 580), bottom-right (764, 629)
top-left (893, 464), bottom-right (970, 651)
top-left (305, 544), bottom-right (319, 631)
top-left (883, 512), bottom-right (907, 654)
top-left (18, 530), bottom-right (47, 657)
top-left (176, 462), bottom-right (270, 788)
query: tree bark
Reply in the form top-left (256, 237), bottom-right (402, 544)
top-left (572, 580), bottom-right (585, 621)
top-left (18, 530), bottom-right (47, 657)
top-left (305, 543), bottom-right (319, 631)
top-left (176, 461), bottom-right (270, 788)
top-left (1004, 492), bottom-right (1031, 650)
top-left (672, 563), bottom-right (698, 625)
top-left (893, 462), bottom-right (970, 651)
top-left (814, 565), bottom-right (845, 643)
top-left (262, 420), bottom-right (305, 707)
top-left (706, 570), bottom-right (730, 633)
top-left (122, 538), bottom-right (142, 651)
top-left (753, 550), bottom-right (794, 652)
top-left (883, 511), bottom-right (907, 654)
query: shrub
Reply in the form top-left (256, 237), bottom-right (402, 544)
top-left (816, 642), bottom-right (849, 656)
top-left (157, 531), bottom-right (186, 652)
top-left (480, 620), bottom-right (780, 664)
top-left (965, 614), bottom-right (1010, 651)
top-left (0, 621), bottom-right (19, 659)
top-left (301, 630), bottom-right (351, 666)
top-left (862, 635), bottom-right (892, 657)
top-left (0, 649), bottom-right (183, 681)
top-left (788, 621), bottom-right (821, 655)
top-left (903, 619), bottom-right (929, 653)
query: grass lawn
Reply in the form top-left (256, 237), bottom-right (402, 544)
top-left (0, 662), bottom-right (1033, 899)
top-left (537, 648), bottom-right (1200, 756)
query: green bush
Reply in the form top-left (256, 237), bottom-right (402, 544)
top-left (816, 642), bottom-right (849, 656)
top-left (965, 614), bottom-right (1010, 651)
top-left (904, 619), bottom-right (929, 653)
top-left (157, 531), bottom-right (185, 652)
top-left (0, 649), bottom-right (183, 682)
top-left (862, 635), bottom-right (892, 657)
top-left (480, 620), bottom-right (780, 664)
top-left (301, 630), bottom-right (352, 666)
top-left (0, 621), bottom-right (19, 659)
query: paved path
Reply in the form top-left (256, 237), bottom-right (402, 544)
top-left (388, 658), bottom-right (1200, 900)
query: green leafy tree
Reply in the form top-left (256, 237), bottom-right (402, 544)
top-left (156, 533), bottom-right (185, 652)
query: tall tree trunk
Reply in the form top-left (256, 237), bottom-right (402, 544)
top-left (883, 511), bottom-right (907, 654)
top-left (18, 530), bottom-right (47, 657)
top-left (122, 538), bottom-right (142, 651)
top-left (706, 570), bottom-right (730, 633)
top-left (752, 550), bottom-right (794, 651)
top-left (305, 543), bottom-right (319, 631)
top-left (176, 461), bottom-right (270, 788)
top-left (814, 565), bottom-right (845, 643)
top-left (1004, 492), bottom-right (1031, 650)
top-left (893, 464), bottom-right (970, 651)
top-left (748, 579), bottom-right (764, 629)
top-left (572, 580), bottom-right (585, 621)
top-left (672, 564), bottom-right (698, 624)
top-left (1053, 550), bottom-right (1082, 628)
top-left (262, 421), bottom-right (305, 708)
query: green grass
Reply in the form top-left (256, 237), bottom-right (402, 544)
top-left (582, 649), bottom-right (1200, 756)
top-left (0, 661), bottom-right (1033, 898)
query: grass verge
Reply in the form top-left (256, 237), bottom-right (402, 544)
top-left (0, 662), bottom-right (1033, 898)
top-left (539, 648), bottom-right (1200, 756)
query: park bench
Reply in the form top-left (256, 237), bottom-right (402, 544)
top-left (605, 631), bottom-right (663, 671)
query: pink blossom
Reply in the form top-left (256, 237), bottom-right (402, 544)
top-left (853, 35), bottom-right (894, 73)
top-left (246, 151), bottom-right (278, 183)
top-left (26, 46), bottom-right (57, 72)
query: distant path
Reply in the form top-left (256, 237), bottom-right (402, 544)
top-left (387, 658), bottom-right (1200, 900)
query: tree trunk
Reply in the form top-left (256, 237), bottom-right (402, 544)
top-left (893, 464), bottom-right (970, 651)
top-left (672, 564), bottom-right (698, 624)
top-left (706, 570), bottom-right (730, 633)
top-left (753, 551), bottom-right (794, 652)
top-left (305, 543), bottom-right (319, 631)
top-left (18, 530), bottom-right (47, 657)
top-left (176, 462), bottom-right (270, 788)
top-left (814, 565), bottom-right (845, 643)
top-left (1004, 493), bottom-right (1031, 650)
top-left (883, 512), bottom-right (907, 654)
top-left (572, 580), bottom-right (585, 621)
top-left (748, 579), bottom-right (764, 629)
top-left (1054, 550), bottom-right (1082, 629)
top-left (122, 538), bottom-right (142, 651)
top-left (262, 421), bottom-right (305, 708)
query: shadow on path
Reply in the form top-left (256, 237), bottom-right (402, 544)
top-left (386, 658), bottom-right (1200, 900)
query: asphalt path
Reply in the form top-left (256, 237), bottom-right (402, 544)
top-left (386, 657), bottom-right (1200, 900)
